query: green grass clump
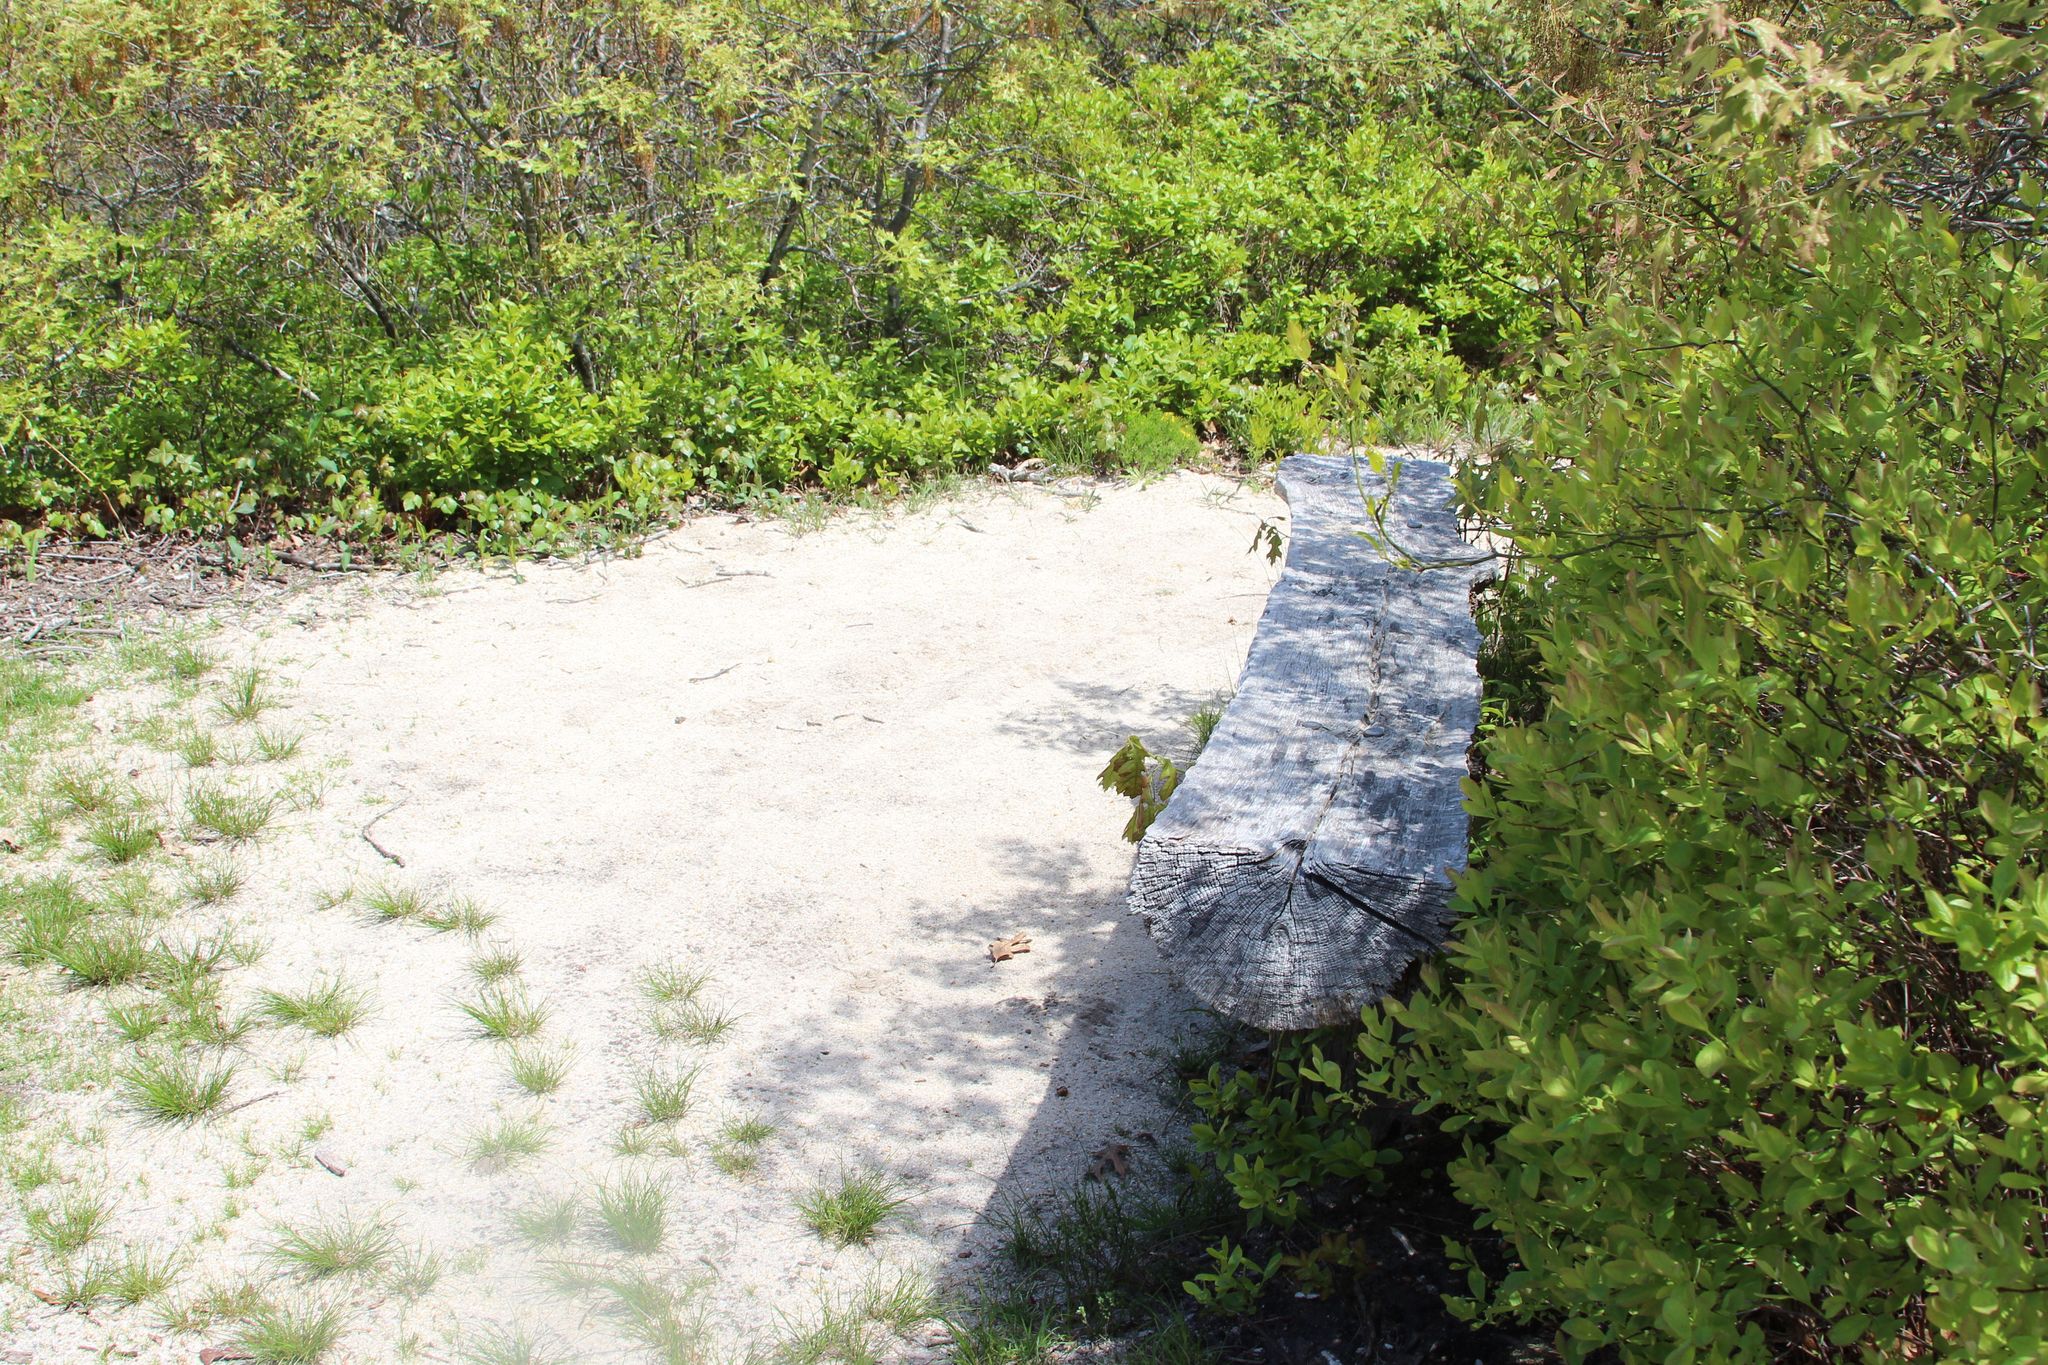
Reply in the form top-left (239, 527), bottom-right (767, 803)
top-left (469, 944), bottom-right (523, 983)
top-left (509, 1195), bottom-right (579, 1246)
top-left (183, 857), bottom-right (245, 905)
top-left (798, 1170), bottom-right (910, 1247)
top-left (459, 986), bottom-right (547, 1041)
top-left (108, 1000), bottom-right (170, 1042)
top-left (170, 992), bottom-right (256, 1047)
top-left (361, 879), bottom-right (427, 923)
top-left (8, 875), bottom-right (94, 965)
top-left (464, 1114), bottom-right (551, 1171)
top-left (595, 1170), bottom-right (669, 1255)
top-left (176, 724), bottom-right (221, 768)
top-left (98, 1244), bottom-right (183, 1305)
top-left (270, 1213), bottom-right (398, 1279)
top-left (259, 975), bottom-right (372, 1038)
top-left (710, 1113), bottom-right (776, 1177)
top-left (233, 1298), bottom-right (347, 1362)
top-left (0, 656), bottom-right (90, 727)
top-left (86, 810), bottom-right (159, 863)
top-left (127, 636), bottom-right (216, 684)
top-left (771, 1274), bottom-right (939, 1365)
top-left (120, 1053), bottom-right (235, 1123)
top-left (1184, 695), bottom-right (1230, 756)
top-left (507, 1043), bottom-right (572, 1096)
top-left (160, 1278), bottom-right (266, 1333)
top-left (637, 960), bottom-right (708, 1005)
top-left (651, 1000), bottom-right (738, 1046)
top-left (601, 1271), bottom-right (709, 1362)
top-left (459, 1324), bottom-right (563, 1365)
top-left (421, 895), bottom-right (496, 937)
top-left (941, 1298), bottom-right (1069, 1365)
top-left (635, 1063), bottom-right (699, 1125)
top-left (46, 762), bottom-right (117, 814)
top-left (254, 727), bottom-right (303, 762)
top-left (218, 667), bottom-right (276, 724)
top-left (186, 783), bottom-right (276, 841)
top-left (26, 1189), bottom-right (113, 1255)
top-left (386, 1245), bottom-right (443, 1298)
top-left (49, 919), bottom-right (153, 987)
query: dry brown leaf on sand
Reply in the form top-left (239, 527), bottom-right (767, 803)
top-left (1088, 1141), bottom-right (1131, 1179)
top-left (988, 932), bottom-right (1032, 963)
top-left (200, 1348), bottom-right (257, 1364)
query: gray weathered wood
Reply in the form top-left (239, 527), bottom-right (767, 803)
top-left (1129, 454), bottom-right (1485, 1030)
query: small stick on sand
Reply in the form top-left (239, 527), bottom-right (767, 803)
top-left (362, 802), bottom-right (408, 867)
top-left (679, 569), bottom-right (771, 589)
top-left (689, 664), bottom-right (740, 683)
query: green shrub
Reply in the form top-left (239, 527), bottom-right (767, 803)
top-left (1339, 204), bottom-right (2044, 1362)
top-left (371, 306), bottom-right (654, 505)
top-left (1115, 411), bottom-right (1202, 474)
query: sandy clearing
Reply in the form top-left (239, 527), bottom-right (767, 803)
top-left (2, 471), bottom-right (1283, 1361)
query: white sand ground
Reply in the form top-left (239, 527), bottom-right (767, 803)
top-left (0, 471), bottom-right (1283, 1361)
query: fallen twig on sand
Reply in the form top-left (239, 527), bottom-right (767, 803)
top-left (679, 569), bottom-right (771, 589)
top-left (362, 802), bottom-right (408, 867)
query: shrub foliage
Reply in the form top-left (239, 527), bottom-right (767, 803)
top-left (0, 0), bottom-right (1538, 547)
top-left (1186, 1), bottom-right (2048, 1360)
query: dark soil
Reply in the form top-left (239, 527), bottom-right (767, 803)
top-left (1192, 1150), bottom-right (1559, 1365)
top-left (0, 534), bottom-right (370, 650)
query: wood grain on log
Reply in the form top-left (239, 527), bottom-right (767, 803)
top-left (1129, 454), bottom-right (1486, 1030)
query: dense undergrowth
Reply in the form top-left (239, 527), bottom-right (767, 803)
top-left (0, 0), bottom-right (1538, 554)
top-left (1165, 3), bottom-right (2048, 1363)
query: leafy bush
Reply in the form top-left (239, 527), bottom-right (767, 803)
top-left (369, 307), bottom-right (657, 506)
top-left (1179, 4), bottom-right (2048, 1359)
top-left (1363, 200), bottom-right (2048, 1361)
top-left (0, 0), bottom-right (1545, 542)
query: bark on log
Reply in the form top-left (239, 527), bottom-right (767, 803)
top-left (1129, 454), bottom-right (1486, 1030)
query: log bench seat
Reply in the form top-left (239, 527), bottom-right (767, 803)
top-left (1129, 454), bottom-right (1487, 1030)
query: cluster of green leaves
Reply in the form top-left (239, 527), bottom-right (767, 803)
top-left (1098, 735), bottom-right (1182, 843)
top-left (1185, 0), bottom-right (2048, 1359)
top-left (0, 0), bottom-right (1542, 550)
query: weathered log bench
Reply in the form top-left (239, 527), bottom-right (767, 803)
top-left (1129, 454), bottom-right (1486, 1030)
